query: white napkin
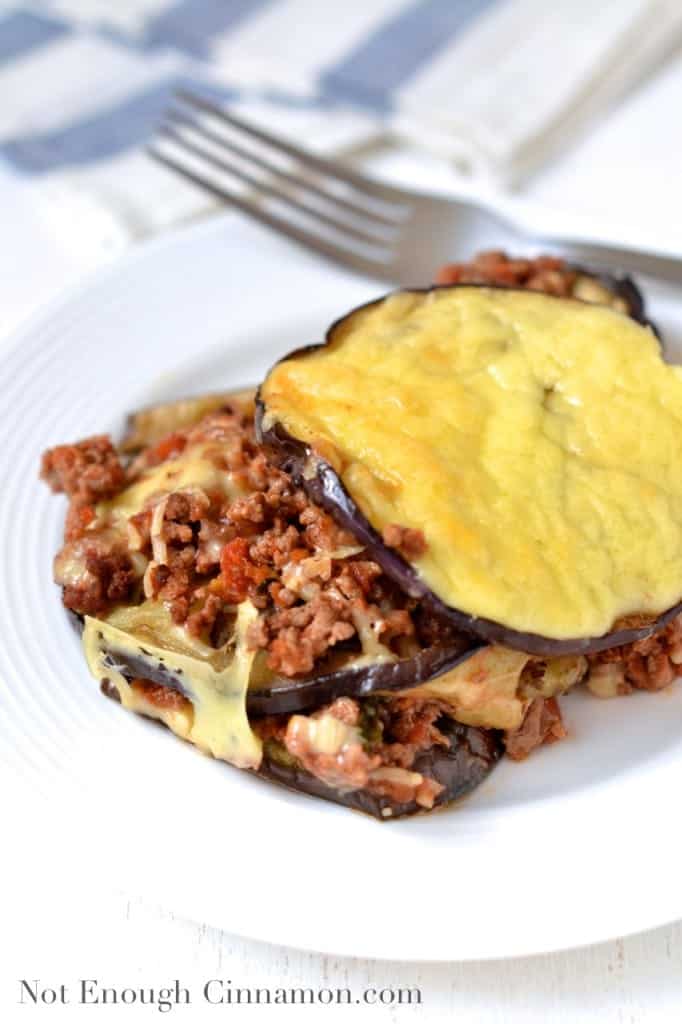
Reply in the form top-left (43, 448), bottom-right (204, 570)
top-left (1, 0), bottom-right (680, 253)
top-left (392, 0), bottom-right (682, 184)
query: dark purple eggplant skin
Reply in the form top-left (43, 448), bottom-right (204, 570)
top-left (256, 283), bottom-right (679, 657)
top-left (258, 717), bottom-right (504, 820)
top-left (97, 629), bottom-right (485, 716)
top-left (100, 680), bottom-right (503, 820)
top-left (601, 272), bottom-right (648, 328)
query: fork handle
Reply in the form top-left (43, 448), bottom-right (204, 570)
top-left (546, 238), bottom-right (682, 285)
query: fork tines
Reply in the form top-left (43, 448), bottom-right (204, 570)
top-left (148, 89), bottom-right (409, 277)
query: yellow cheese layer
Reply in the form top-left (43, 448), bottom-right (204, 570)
top-left (98, 441), bottom-right (245, 523)
top-left (404, 647), bottom-right (586, 730)
top-left (83, 601), bottom-right (262, 769)
top-left (262, 287), bottom-right (682, 639)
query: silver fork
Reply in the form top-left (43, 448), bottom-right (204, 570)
top-left (149, 90), bottom-right (682, 287)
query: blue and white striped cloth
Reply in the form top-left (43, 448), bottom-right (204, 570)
top-left (2, 0), bottom-right (681, 243)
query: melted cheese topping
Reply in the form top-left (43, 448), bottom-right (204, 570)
top-left (83, 601), bottom-right (262, 769)
top-left (263, 287), bottom-right (682, 639)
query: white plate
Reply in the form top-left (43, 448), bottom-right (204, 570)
top-left (3, 215), bottom-right (682, 962)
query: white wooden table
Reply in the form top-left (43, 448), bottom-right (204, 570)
top-left (4, 879), bottom-right (682, 1022)
top-left (4, 53), bottom-right (682, 1018)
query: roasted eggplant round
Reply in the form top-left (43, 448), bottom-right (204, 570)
top-left (83, 604), bottom-right (485, 715)
top-left (258, 285), bottom-right (682, 657)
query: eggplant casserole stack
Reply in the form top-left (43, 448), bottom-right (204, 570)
top-left (41, 252), bottom-right (682, 819)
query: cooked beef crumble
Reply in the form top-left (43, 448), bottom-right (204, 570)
top-left (435, 250), bottom-right (630, 313)
top-left (436, 251), bottom-right (579, 294)
top-left (42, 402), bottom-right (417, 676)
top-left (41, 434), bottom-right (126, 505)
top-left (255, 695), bottom-right (449, 808)
top-left (382, 523), bottom-right (427, 560)
top-left (505, 697), bottom-right (566, 761)
top-left (51, 519), bottom-right (138, 615)
top-left (587, 615), bottom-right (682, 695)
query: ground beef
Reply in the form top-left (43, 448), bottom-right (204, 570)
top-left (43, 407), bottom-right (422, 675)
top-left (130, 678), bottom-right (190, 711)
top-left (505, 696), bottom-right (566, 761)
top-left (434, 249), bottom-right (634, 314)
top-left (260, 596), bottom-right (356, 676)
top-left (41, 435), bottom-right (126, 504)
top-left (186, 593), bottom-right (224, 639)
top-left (299, 504), bottom-right (357, 551)
top-left (138, 432), bottom-right (187, 468)
top-left (283, 697), bottom-right (382, 788)
top-left (56, 541), bottom-right (135, 616)
top-left (587, 613), bottom-right (682, 693)
top-left (276, 695), bottom-right (447, 807)
top-left (164, 489), bottom-right (211, 524)
top-left (248, 551), bottom-right (416, 676)
top-left (334, 560), bottom-right (383, 600)
top-left (435, 251), bottom-right (578, 296)
top-left (380, 696), bottom-right (449, 750)
top-left (369, 696), bottom-right (450, 772)
top-left (63, 501), bottom-right (97, 542)
top-left (411, 603), bottom-right (466, 649)
top-left (195, 518), bottom-right (233, 574)
top-left (382, 523), bottom-right (427, 559)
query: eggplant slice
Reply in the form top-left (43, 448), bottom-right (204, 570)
top-left (245, 637), bottom-right (483, 715)
top-left (83, 600), bottom-right (485, 716)
top-left (91, 602), bottom-right (504, 818)
top-left (258, 284), bottom-right (682, 657)
top-left (258, 718), bottom-right (503, 819)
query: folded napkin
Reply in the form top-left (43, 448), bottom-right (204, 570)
top-left (392, 0), bottom-right (682, 182)
top-left (1, 0), bottom-right (681, 250)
